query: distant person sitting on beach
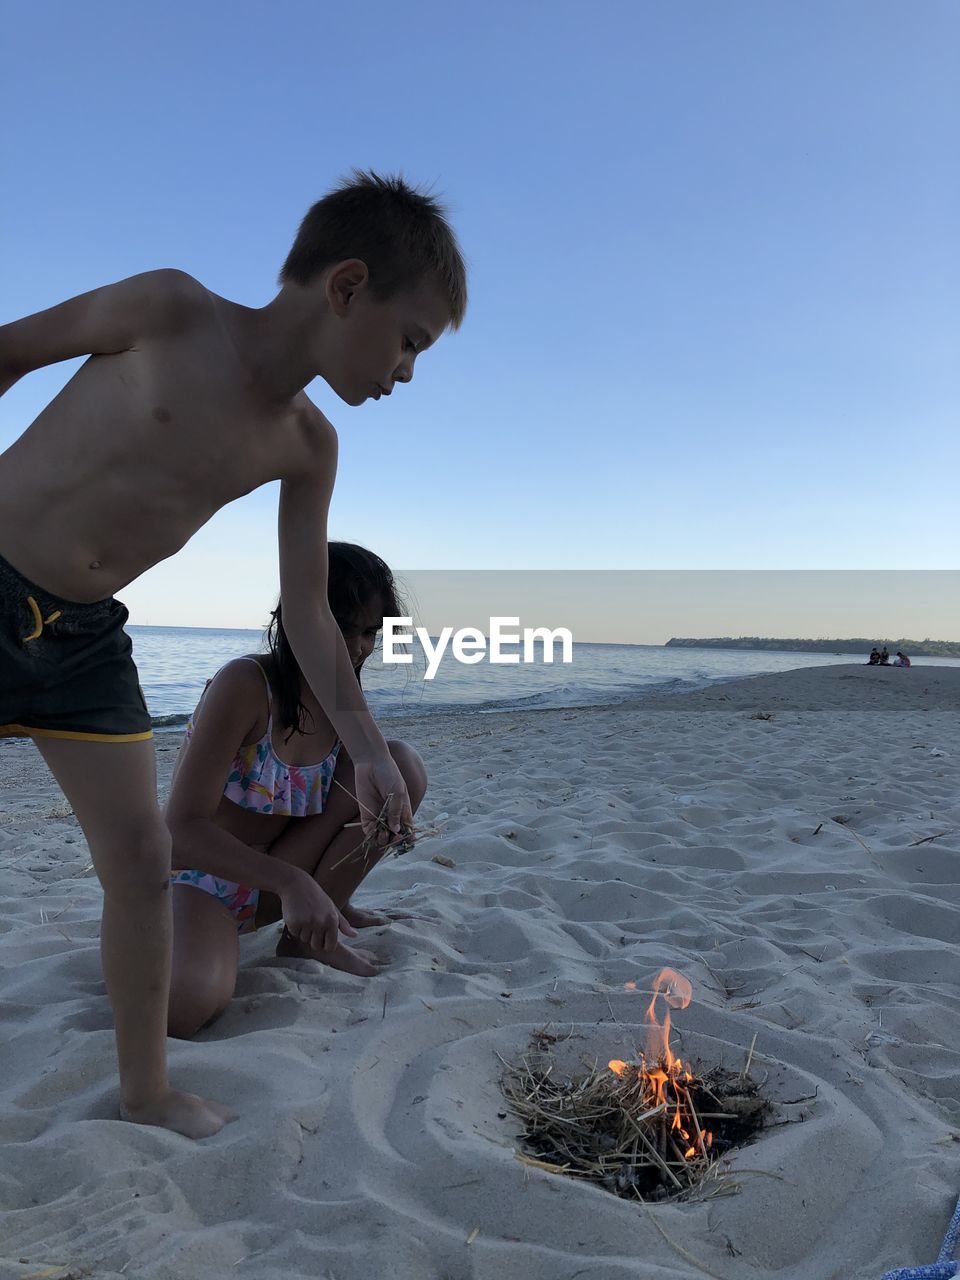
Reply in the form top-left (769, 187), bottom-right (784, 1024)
top-left (879, 646), bottom-right (890, 664)
top-left (164, 543), bottom-right (427, 1039)
top-left (868, 648), bottom-right (881, 664)
top-left (893, 650), bottom-right (911, 667)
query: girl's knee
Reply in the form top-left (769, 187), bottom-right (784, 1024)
top-left (386, 739), bottom-right (428, 808)
top-left (167, 992), bottom-right (227, 1040)
top-left (168, 968), bottom-right (234, 1038)
top-left (169, 890), bottom-right (239, 1034)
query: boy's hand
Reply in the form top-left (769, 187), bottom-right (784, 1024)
top-left (353, 755), bottom-right (415, 850)
top-left (280, 872), bottom-right (358, 953)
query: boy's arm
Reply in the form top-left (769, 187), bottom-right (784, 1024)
top-left (278, 412), bottom-right (413, 844)
top-left (0, 269), bottom-right (203, 392)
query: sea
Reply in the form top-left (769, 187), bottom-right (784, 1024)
top-left (129, 626), bottom-right (960, 729)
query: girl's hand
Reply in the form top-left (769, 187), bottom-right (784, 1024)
top-left (353, 755), bottom-right (415, 850)
top-left (280, 871), bottom-right (357, 953)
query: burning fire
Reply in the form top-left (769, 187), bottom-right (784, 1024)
top-left (608, 968), bottom-right (712, 1162)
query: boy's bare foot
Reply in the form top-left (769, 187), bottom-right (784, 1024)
top-left (276, 928), bottom-right (383, 976)
top-left (121, 1089), bottom-right (236, 1139)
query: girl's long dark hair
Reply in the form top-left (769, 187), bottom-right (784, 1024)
top-left (264, 542), bottom-right (403, 740)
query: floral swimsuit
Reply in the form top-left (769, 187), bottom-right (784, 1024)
top-left (170, 658), bottom-right (341, 932)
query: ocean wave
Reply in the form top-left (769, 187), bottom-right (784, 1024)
top-left (133, 637), bottom-right (902, 725)
top-left (371, 676), bottom-right (714, 719)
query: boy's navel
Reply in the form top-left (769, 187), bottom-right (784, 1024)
top-left (152, 407), bottom-right (172, 424)
top-left (90, 561), bottom-right (101, 570)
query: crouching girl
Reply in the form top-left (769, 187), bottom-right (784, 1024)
top-left (165, 543), bottom-right (425, 1038)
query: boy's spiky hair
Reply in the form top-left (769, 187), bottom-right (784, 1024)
top-left (280, 170), bottom-right (467, 329)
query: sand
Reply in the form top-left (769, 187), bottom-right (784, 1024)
top-left (1, 662), bottom-right (958, 1279)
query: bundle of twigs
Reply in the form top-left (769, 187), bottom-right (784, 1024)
top-left (500, 1048), bottom-right (768, 1202)
top-left (329, 782), bottom-right (446, 872)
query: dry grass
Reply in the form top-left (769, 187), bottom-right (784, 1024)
top-left (500, 1037), bottom-right (769, 1204)
top-left (328, 781), bottom-right (446, 872)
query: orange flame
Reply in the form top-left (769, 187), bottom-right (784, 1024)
top-left (645, 967), bottom-right (692, 1071)
top-left (607, 969), bottom-right (711, 1164)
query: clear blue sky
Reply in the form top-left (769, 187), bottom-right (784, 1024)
top-left (1, 1), bottom-right (957, 630)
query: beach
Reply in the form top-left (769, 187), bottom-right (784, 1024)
top-left (1, 662), bottom-right (958, 1279)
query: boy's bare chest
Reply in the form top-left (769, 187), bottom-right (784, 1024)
top-left (0, 322), bottom-right (321, 597)
top-left (68, 339), bottom-right (298, 500)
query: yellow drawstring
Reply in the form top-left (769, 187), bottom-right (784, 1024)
top-left (22, 595), bottom-right (62, 642)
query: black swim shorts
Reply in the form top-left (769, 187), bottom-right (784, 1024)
top-left (0, 552), bottom-right (152, 742)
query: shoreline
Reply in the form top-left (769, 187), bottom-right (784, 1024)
top-left (1, 662), bottom-right (958, 1278)
top-left (141, 658), bottom-right (960, 731)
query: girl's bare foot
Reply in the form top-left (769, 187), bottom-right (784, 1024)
top-left (276, 928), bottom-right (383, 977)
top-left (341, 901), bottom-right (423, 929)
top-left (121, 1089), bottom-right (236, 1139)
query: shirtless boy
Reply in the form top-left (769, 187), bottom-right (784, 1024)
top-left (0, 171), bottom-right (467, 1138)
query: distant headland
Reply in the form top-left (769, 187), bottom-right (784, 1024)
top-left (664, 637), bottom-right (960, 658)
